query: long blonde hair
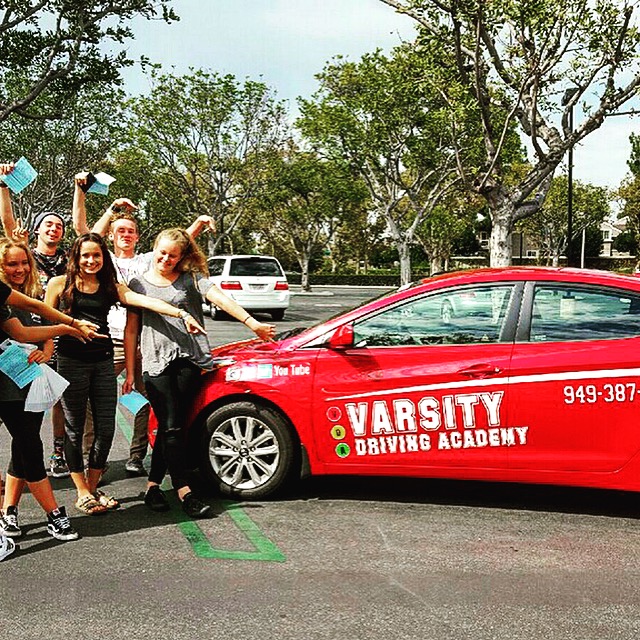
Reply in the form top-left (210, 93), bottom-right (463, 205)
top-left (154, 228), bottom-right (209, 275)
top-left (0, 238), bottom-right (43, 298)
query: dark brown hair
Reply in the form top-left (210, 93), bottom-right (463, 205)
top-left (61, 233), bottom-right (119, 311)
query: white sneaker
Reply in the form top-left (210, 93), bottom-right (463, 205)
top-left (0, 507), bottom-right (21, 538)
top-left (0, 535), bottom-right (16, 561)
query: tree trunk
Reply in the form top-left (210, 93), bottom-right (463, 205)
top-left (397, 241), bottom-right (412, 285)
top-left (430, 257), bottom-right (443, 274)
top-left (489, 203), bottom-right (514, 267)
top-left (300, 256), bottom-right (311, 292)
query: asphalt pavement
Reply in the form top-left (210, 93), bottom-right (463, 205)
top-left (2, 285), bottom-right (640, 640)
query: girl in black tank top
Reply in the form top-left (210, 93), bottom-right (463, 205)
top-left (45, 233), bottom-right (207, 516)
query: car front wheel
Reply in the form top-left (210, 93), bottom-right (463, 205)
top-left (200, 401), bottom-right (298, 499)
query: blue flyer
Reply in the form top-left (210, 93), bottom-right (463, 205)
top-left (87, 172), bottom-right (115, 195)
top-left (119, 390), bottom-right (149, 415)
top-left (0, 342), bottom-right (42, 388)
top-left (0, 157), bottom-right (38, 194)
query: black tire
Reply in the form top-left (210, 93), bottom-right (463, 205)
top-left (270, 309), bottom-right (285, 321)
top-left (210, 305), bottom-right (229, 321)
top-left (199, 401), bottom-right (298, 499)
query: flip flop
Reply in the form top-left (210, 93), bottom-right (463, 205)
top-left (75, 494), bottom-right (107, 515)
top-left (95, 490), bottom-right (120, 510)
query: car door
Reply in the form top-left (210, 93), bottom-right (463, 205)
top-left (508, 281), bottom-right (640, 474)
top-left (311, 282), bottom-right (524, 473)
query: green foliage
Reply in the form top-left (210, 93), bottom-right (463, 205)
top-left (517, 175), bottom-right (610, 263)
top-left (381, 0), bottom-right (640, 265)
top-left (246, 145), bottom-right (368, 288)
top-left (613, 230), bottom-right (638, 255)
top-left (0, 1), bottom-right (178, 121)
top-left (0, 78), bottom-right (126, 229)
top-left (120, 68), bottom-right (288, 252)
top-left (298, 44), bottom-right (484, 283)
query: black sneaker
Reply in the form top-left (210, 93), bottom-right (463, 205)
top-left (49, 453), bottom-right (70, 478)
top-left (0, 535), bottom-right (16, 561)
top-left (125, 457), bottom-right (146, 476)
top-left (47, 506), bottom-right (79, 541)
top-left (144, 486), bottom-right (170, 512)
top-left (181, 492), bottom-right (211, 519)
top-left (0, 506), bottom-right (22, 538)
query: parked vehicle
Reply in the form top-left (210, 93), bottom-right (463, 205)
top-left (206, 255), bottom-right (290, 320)
top-left (155, 266), bottom-right (640, 502)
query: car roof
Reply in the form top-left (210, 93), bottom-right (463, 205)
top-left (423, 266), bottom-right (640, 287)
top-left (208, 254), bottom-right (279, 260)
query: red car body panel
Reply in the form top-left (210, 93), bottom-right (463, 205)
top-left (157, 267), bottom-right (640, 494)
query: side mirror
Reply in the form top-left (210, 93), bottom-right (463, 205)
top-left (327, 323), bottom-right (354, 350)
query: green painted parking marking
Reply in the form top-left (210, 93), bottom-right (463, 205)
top-left (171, 499), bottom-right (286, 562)
top-left (116, 409), bottom-right (285, 562)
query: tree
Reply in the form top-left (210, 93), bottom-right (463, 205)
top-left (251, 147), bottom-right (366, 290)
top-left (518, 176), bottom-right (609, 266)
top-left (123, 69), bottom-right (288, 254)
top-left (617, 132), bottom-right (640, 262)
top-left (0, 1), bottom-right (177, 122)
top-left (415, 191), bottom-right (484, 273)
top-left (381, 0), bottom-right (640, 266)
top-left (0, 81), bottom-right (126, 231)
top-left (297, 45), bottom-right (481, 285)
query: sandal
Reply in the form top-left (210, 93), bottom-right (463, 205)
top-left (95, 490), bottom-right (120, 510)
top-left (75, 494), bottom-right (107, 515)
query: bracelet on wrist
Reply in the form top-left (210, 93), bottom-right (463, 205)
top-left (69, 318), bottom-right (75, 327)
top-left (178, 309), bottom-right (189, 320)
top-left (242, 315), bottom-right (252, 325)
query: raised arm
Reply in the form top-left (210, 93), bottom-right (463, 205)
top-left (92, 198), bottom-right (138, 237)
top-left (0, 163), bottom-right (17, 238)
top-left (186, 214), bottom-right (216, 239)
top-left (72, 172), bottom-right (91, 235)
top-left (117, 283), bottom-right (206, 334)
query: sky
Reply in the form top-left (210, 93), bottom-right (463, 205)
top-left (119, 0), bottom-right (639, 193)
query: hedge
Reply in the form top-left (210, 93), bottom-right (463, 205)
top-left (286, 255), bottom-right (638, 287)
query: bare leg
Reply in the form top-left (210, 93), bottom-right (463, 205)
top-left (2, 474), bottom-right (25, 511)
top-left (27, 478), bottom-right (58, 514)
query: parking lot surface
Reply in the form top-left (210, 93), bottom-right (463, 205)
top-left (3, 286), bottom-right (640, 640)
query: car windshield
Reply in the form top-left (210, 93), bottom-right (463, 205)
top-left (229, 258), bottom-right (283, 277)
top-left (277, 285), bottom-right (402, 343)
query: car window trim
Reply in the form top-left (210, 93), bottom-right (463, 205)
top-left (303, 281), bottom-right (525, 350)
top-left (518, 280), bottom-right (640, 343)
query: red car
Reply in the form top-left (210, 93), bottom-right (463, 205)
top-left (173, 267), bottom-right (640, 499)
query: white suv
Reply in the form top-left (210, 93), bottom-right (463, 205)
top-left (207, 254), bottom-right (290, 320)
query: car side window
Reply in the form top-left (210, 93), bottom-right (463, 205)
top-left (530, 285), bottom-right (640, 342)
top-left (208, 259), bottom-right (225, 277)
top-left (353, 285), bottom-right (515, 347)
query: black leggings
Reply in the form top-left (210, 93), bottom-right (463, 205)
top-left (1, 401), bottom-right (46, 483)
top-left (144, 358), bottom-right (202, 491)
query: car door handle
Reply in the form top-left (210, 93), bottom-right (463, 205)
top-left (457, 364), bottom-right (503, 378)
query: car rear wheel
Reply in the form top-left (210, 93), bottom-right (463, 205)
top-left (270, 309), bottom-right (285, 321)
top-left (200, 401), bottom-right (298, 499)
top-left (210, 305), bottom-right (229, 321)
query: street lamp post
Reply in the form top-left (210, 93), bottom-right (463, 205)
top-left (562, 88), bottom-right (579, 267)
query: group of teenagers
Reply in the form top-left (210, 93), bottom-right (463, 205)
top-left (0, 165), bottom-right (276, 561)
